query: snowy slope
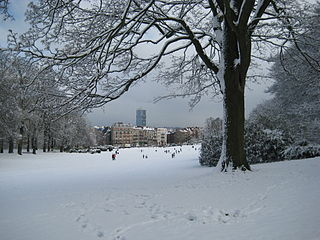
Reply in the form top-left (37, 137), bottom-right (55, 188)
top-left (0, 146), bottom-right (319, 240)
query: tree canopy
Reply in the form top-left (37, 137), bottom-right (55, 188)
top-left (0, 50), bottom-right (92, 154)
top-left (6, 0), bottom-right (313, 170)
top-left (258, 4), bottom-right (320, 143)
top-left (7, 0), bottom-right (301, 108)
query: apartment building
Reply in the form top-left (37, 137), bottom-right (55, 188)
top-left (167, 127), bottom-right (202, 144)
top-left (111, 122), bottom-right (134, 147)
top-left (132, 127), bottom-right (156, 147)
top-left (155, 128), bottom-right (168, 146)
top-left (108, 123), bottom-right (203, 147)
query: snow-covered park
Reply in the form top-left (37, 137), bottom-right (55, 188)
top-left (0, 145), bottom-right (319, 240)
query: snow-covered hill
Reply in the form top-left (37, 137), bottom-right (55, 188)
top-left (0, 145), bottom-right (319, 240)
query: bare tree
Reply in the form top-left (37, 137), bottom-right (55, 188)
top-left (8, 0), bottom-right (308, 171)
top-left (265, 4), bottom-right (320, 144)
top-left (0, 50), bottom-right (91, 154)
top-left (0, 0), bottom-right (12, 20)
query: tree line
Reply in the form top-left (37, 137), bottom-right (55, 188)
top-left (0, 51), bottom-right (92, 154)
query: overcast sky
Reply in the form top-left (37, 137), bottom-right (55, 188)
top-left (0, 0), bottom-right (274, 128)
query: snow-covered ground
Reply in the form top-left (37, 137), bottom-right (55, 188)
top-left (0, 145), bottom-right (319, 240)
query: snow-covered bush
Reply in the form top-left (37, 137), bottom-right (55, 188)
top-left (244, 101), bottom-right (294, 164)
top-left (199, 135), bottom-right (222, 167)
top-left (199, 116), bottom-right (294, 167)
top-left (200, 126), bottom-right (293, 166)
top-left (199, 118), bottom-right (222, 167)
top-left (245, 126), bottom-right (293, 164)
top-left (283, 144), bottom-right (320, 160)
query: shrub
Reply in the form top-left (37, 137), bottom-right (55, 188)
top-left (200, 125), bottom-right (294, 167)
top-left (245, 128), bottom-right (293, 164)
top-left (283, 145), bottom-right (320, 160)
top-left (199, 135), bottom-right (222, 167)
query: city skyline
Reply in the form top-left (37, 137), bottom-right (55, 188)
top-left (85, 76), bottom-right (271, 128)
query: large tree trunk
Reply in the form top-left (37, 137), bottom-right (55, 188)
top-left (219, 15), bottom-right (251, 171)
top-left (221, 71), bottom-right (250, 171)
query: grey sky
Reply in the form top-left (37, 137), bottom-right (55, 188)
top-left (86, 77), bottom-right (272, 127)
top-left (0, 0), bottom-right (273, 128)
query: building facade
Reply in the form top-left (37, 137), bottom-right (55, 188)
top-left (155, 128), bottom-right (168, 146)
top-left (173, 129), bottom-right (191, 144)
top-left (110, 123), bottom-right (165, 147)
top-left (111, 122), bottom-right (134, 147)
top-left (136, 109), bottom-right (146, 127)
top-left (166, 127), bottom-right (202, 145)
top-left (96, 123), bottom-right (201, 147)
top-left (132, 127), bottom-right (156, 147)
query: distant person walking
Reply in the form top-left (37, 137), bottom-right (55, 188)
top-left (112, 153), bottom-right (116, 161)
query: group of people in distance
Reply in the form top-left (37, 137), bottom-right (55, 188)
top-left (111, 145), bottom-right (197, 161)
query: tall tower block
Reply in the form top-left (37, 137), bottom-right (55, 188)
top-left (136, 109), bottom-right (146, 126)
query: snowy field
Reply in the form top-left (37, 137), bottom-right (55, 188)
top-left (0, 145), bottom-right (319, 240)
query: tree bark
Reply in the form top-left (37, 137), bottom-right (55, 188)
top-left (8, 137), bottom-right (14, 153)
top-left (17, 139), bottom-right (22, 155)
top-left (47, 135), bottom-right (51, 152)
top-left (32, 137), bottom-right (37, 154)
top-left (221, 72), bottom-right (250, 171)
top-left (51, 138), bottom-right (54, 151)
top-left (17, 125), bottom-right (24, 155)
top-left (43, 129), bottom-right (47, 152)
top-left (32, 127), bottom-right (37, 154)
top-left (0, 138), bottom-right (3, 153)
top-left (220, 16), bottom-right (251, 171)
top-left (26, 135), bottom-right (30, 153)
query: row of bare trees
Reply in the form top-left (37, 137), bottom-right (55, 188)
top-left (0, 51), bottom-right (92, 154)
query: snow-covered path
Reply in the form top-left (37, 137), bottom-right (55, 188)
top-left (0, 146), bottom-right (319, 240)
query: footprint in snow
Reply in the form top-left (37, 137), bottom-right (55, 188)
top-left (96, 231), bottom-right (104, 238)
top-left (76, 214), bottom-right (89, 229)
top-left (114, 235), bottom-right (126, 240)
top-left (186, 213), bottom-right (197, 222)
top-left (217, 209), bottom-right (245, 223)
